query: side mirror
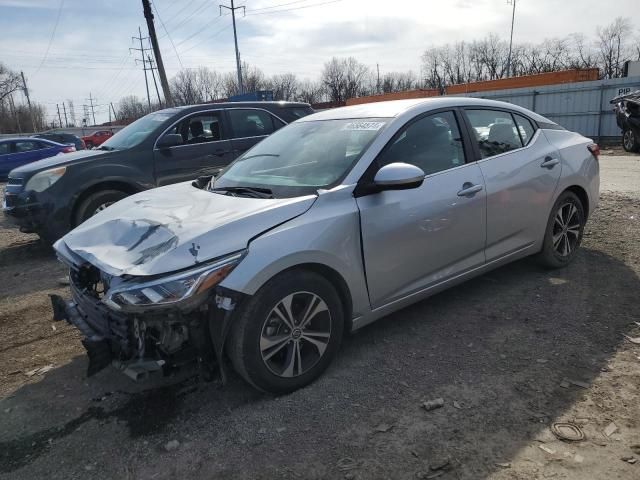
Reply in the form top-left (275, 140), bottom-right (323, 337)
top-left (192, 175), bottom-right (213, 190)
top-left (156, 133), bottom-right (183, 149)
top-left (373, 162), bottom-right (425, 191)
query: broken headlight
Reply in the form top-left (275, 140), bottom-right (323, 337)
top-left (103, 252), bottom-right (244, 311)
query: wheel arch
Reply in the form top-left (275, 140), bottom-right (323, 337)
top-left (273, 263), bottom-right (354, 334)
top-left (71, 180), bottom-right (144, 227)
top-left (564, 185), bottom-right (590, 219)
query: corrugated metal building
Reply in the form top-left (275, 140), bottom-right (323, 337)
top-left (454, 76), bottom-right (640, 141)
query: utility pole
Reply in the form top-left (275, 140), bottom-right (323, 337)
top-left (148, 54), bottom-right (162, 105)
top-left (141, 0), bottom-right (172, 106)
top-left (110, 102), bottom-right (118, 123)
top-left (506, 0), bottom-right (517, 78)
top-left (87, 93), bottom-right (97, 125)
top-left (56, 104), bottom-right (63, 128)
top-left (132, 26), bottom-right (152, 109)
top-left (61, 102), bottom-right (69, 127)
top-left (20, 71), bottom-right (36, 132)
top-left (220, 0), bottom-right (246, 95)
top-left (8, 94), bottom-right (21, 134)
top-left (376, 63), bottom-right (381, 94)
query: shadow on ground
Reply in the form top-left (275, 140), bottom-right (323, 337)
top-left (1, 243), bottom-right (638, 479)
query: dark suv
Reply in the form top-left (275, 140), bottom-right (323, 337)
top-left (3, 101), bottom-right (313, 243)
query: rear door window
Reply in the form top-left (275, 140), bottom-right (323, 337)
top-left (14, 140), bottom-right (41, 152)
top-left (228, 109), bottom-right (280, 138)
top-left (465, 109), bottom-right (523, 159)
top-left (0, 143), bottom-right (9, 155)
top-left (513, 113), bottom-right (537, 146)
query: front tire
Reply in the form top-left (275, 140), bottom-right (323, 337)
top-left (227, 270), bottom-right (344, 394)
top-left (538, 191), bottom-right (585, 269)
top-left (74, 190), bottom-right (128, 226)
top-left (623, 129), bottom-right (639, 152)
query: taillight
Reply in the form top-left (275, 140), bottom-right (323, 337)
top-left (62, 146), bottom-right (76, 153)
top-left (587, 143), bottom-right (600, 159)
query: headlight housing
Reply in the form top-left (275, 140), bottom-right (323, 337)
top-left (103, 252), bottom-right (244, 311)
top-left (25, 167), bottom-right (67, 192)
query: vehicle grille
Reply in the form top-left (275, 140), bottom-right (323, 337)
top-left (3, 193), bottom-right (17, 208)
top-left (6, 177), bottom-right (23, 186)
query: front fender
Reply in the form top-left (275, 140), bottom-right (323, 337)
top-left (220, 188), bottom-right (371, 321)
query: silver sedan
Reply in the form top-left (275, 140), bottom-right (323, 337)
top-left (53, 97), bottom-right (600, 393)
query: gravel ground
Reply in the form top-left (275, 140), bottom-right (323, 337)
top-left (0, 154), bottom-right (639, 480)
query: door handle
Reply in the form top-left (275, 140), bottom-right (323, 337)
top-left (457, 183), bottom-right (483, 197)
top-left (541, 157), bottom-right (559, 168)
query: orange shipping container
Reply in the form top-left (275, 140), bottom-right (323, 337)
top-left (346, 89), bottom-right (440, 106)
top-left (445, 68), bottom-right (599, 94)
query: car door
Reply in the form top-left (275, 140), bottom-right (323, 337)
top-left (463, 109), bottom-right (562, 262)
top-left (11, 140), bottom-right (49, 168)
top-left (153, 110), bottom-right (234, 186)
top-left (227, 108), bottom-right (286, 157)
top-left (33, 140), bottom-right (58, 160)
top-left (0, 142), bottom-right (13, 177)
top-left (356, 110), bottom-right (487, 309)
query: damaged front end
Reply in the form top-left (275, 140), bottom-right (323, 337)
top-left (51, 251), bottom-right (245, 381)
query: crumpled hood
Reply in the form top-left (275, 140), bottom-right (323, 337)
top-left (55, 182), bottom-right (316, 277)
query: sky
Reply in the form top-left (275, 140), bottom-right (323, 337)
top-left (0, 0), bottom-right (637, 125)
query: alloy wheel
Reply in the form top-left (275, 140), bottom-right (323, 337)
top-left (93, 202), bottom-right (114, 216)
top-left (624, 130), bottom-right (635, 151)
top-left (260, 291), bottom-right (332, 378)
top-left (552, 202), bottom-right (581, 257)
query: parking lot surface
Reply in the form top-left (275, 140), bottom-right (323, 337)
top-left (1, 154), bottom-right (639, 480)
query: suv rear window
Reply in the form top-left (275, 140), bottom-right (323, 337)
top-left (228, 109), bottom-right (282, 138)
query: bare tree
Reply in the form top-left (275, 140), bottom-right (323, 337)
top-left (0, 62), bottom-right (22, 103)
top-left (269, 73), bottom-right (299, 101)
top-left (596, 17), bottom-right (634, 78)
top-left (116, 95), bottom-right (148, 121)
top-left (321, 57), bottom-right (370, 102)
top-left (296, 79), bottom-right (325, 104)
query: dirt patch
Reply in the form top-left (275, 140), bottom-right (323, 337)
top-left (0, 164), bottom-right (639, 479)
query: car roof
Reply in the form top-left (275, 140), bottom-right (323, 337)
top-left (157, 101), bottom-right (312, 114)
top-left (299, 97), bottom-right (554, 124)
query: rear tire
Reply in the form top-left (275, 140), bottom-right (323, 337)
top-left (622, 129), bottom-right (639, 152)
top-left (537, 191), bottom-right (585, 269)
top-left (74, 190), bottom-right (128, 226)
top-left (227, 269), bottom-right (344, 394)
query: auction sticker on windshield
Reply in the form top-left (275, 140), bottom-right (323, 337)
top-left (341, 121), bottom-right (386, 131)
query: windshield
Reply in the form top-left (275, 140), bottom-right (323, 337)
top-left (212, 118), bottom-right (389, 198)
top-left (100, 111), bottom-right (174, 150)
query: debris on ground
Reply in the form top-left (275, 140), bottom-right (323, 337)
top-left (630, 444), bottom-right (640, 455)
top-left (23, 364), bottom-right (55, 377)
top-left (604, 422), bottom-right (619, 437)
top-left (559, 380), bottom-right (570, 388)
top-left (568, 379), bottom-right (590, 389)
top-left (539, 445), bottom-right (556, 455)
top-left (551, 422), bottom-right (585, 442)
top-left (621, 456), bottom-right (637, 464)
top-left (336, 457), bottom-right (358, 471)
top-left (495, 462), bottom-right (511, 468)
top-left (429, 458), bottom-right (450, 471)
top-left (164, 440), bottom-right (180, 452)
top-left (623, 334), bottom-right (640, 345)
top-left (452, 401), bottom-right (462, 409)
top-left (374, 423), bottom-right (393, 433)
top-left (421, 398), bottom-right (445, 411)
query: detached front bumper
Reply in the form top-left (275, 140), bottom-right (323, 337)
top-left (51, 272), bottom-right (242, 381)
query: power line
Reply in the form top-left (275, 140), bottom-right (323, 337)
top-left (245, 0), bottom-right (343, 16)
top-left (131, 26), bottom-right (154, 108)
top-left (246, 0), bottom-right (311, 12)
top-left (33, 0), bottom-right (65, 77)
top-left (158, 0), bottom-right (212, 38)
top-left (152, 1), bottom-right (184, 69)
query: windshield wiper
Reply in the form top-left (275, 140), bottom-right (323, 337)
top-left (211, 186), bottom-right (274, 199)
